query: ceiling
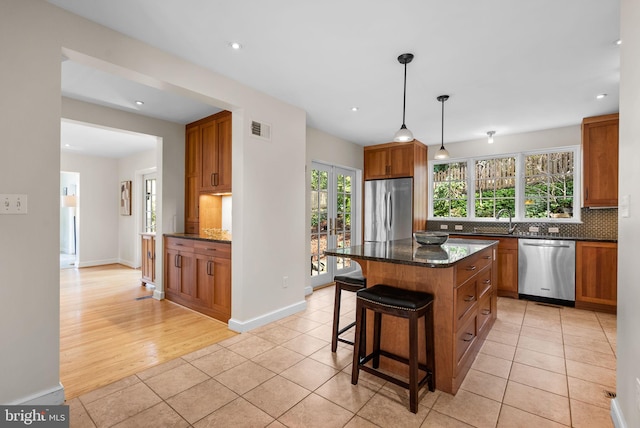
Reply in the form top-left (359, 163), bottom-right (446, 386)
top-left (52, 0), bottom-right (620, 155)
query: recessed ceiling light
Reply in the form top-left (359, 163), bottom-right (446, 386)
top-left (229, 42), bottom-right (242, 50)
top-left (135, 100), bottom-right (144, 105)
top-left (615, 39), bottom-right (622, 45)
top-left (596, 93), bottom-right (607, 100)
top-left (351, 107), bottom-right (359, 112)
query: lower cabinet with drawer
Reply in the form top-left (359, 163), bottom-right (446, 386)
top-left (164, 236), bottom-right (231, 322)
top-left (451, 246), bottom-right (497, 392)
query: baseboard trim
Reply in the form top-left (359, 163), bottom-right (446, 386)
top-left (153, 289), bottom-right (165, 300)
top-left (76, 258), bottom-right (119, 268)
top-left (611, 398), bottom-right (627, 428)
top-left (304, 285), bottom-right (313, 296)
top-left (228, 300), bottom-right (307, 333)
top-left (10, 383), bottom-right (65, 405)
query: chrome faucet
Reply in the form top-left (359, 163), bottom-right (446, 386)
top-left (496, 208), bottom-right (518, 234)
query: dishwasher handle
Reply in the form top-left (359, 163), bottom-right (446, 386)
top-left (521, 242), bottom-right (572, 249)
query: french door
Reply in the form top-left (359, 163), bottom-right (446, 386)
top-left (310, 162), bottom-right (357, 288)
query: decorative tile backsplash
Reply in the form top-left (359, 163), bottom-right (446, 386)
top-left (426, 208), bottom-right (618, 240)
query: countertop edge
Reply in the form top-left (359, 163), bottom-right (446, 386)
top-left (325, 238), bottom-right (498, 268)
top-left (163, 233), bottom-right (231, 244)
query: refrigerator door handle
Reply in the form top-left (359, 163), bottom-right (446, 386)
top-left (388, 192), bottom-right (393, 233)
top-left (386, 192), bottom-right (392, 232)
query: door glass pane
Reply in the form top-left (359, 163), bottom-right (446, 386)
top-left (144, 176), bottom-right (156, 232)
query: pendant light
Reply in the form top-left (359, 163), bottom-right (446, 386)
top-left (393, 53), bottom-right (415, 142)
top-left (434, 95), bottom-right (450, 159)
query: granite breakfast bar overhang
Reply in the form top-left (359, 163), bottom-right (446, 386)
top-left (325, 238), bottom-right (499, 395)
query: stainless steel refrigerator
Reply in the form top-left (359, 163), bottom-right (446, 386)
top-left (364, 178), bottom-right (413, 242)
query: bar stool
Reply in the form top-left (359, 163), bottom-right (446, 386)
top-left (351, 284), bottom-right (435, 413)
top-left (331, 270), bottom-right (366, 352)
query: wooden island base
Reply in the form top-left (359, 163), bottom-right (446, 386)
top-left (330, 239), bottom-right (498, 395)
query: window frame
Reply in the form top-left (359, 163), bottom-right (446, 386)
top-left (428, 145), bottom-right (581, 223)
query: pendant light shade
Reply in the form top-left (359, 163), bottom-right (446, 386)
top-left (434, 95), bottom-right (450, 160)
top-left (393, 53), bottom-right (414, 142)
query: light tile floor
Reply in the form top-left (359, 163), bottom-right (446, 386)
top-left (68, 286), bottom-right (617, 428)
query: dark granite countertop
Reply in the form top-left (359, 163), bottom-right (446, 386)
top-left (164, 233), bottom-right (231, 244)
top-left (448, 231), bottom-right (617, 243)
top-left (325, 238), bottom-right (498, 268)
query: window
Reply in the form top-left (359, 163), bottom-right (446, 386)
top-left (432, 162), bottom-right (468, 218)
top-left (429, 146), bottom-right (580, 222)
top-left (144, 175), bottom-right (157, 233)
top-left (474, 156), bottom-right (516, 218)
top-left (524, 151), bottom-right (575, 219)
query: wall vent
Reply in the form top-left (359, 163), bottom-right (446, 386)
top-left (251, 120), bottom-right (271, 141)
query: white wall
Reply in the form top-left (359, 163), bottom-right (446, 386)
top-left (118, 148), bottom-right (157, 268)
top-left (427, 125), bottom-right (581, 159)
top-left (60, 153), bottom-right (119, 267)
top-left (613, 1), bottom-right (640, 426)
top-left (0, 1), bottom-right (307, 404)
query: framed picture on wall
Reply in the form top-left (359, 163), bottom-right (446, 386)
top-left (120, 180), bottom-right (131, 216)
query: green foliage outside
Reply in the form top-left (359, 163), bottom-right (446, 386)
top-left (310, 169), bottom-right (352, 230)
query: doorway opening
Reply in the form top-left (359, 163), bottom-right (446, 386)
top-left (60, 172), bottom-right (80, 269)
top-left (309, 162), bottom-right (359, 288)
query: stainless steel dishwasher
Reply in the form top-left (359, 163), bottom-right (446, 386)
top-left (518, 239), bottom-right (576, 304)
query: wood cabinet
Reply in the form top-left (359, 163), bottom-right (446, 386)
top-left (164, 236), bottom-right (232, 322)
top-left (364, 141), bottom-right (424, 180)
top-left (576, 241), bottom-right (617, 313)
top-left (582, 113), bottom-right (619, 207)
top-left (185, 111), bottom-right (232, 233)
top-left (363, 140), bottom-right (428, 232)
top-left (451, 235), bottom-right (518, 299)
top-left (141, 233), bottom-right (156, 286)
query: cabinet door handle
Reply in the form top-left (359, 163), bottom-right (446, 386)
top-left (215, 172), bottom-right (219, 186)
top-left (482, 309), bottom-right (491, 315)
top-left (463, 332), bottom-right (474, 342)
top-left (209, 261), bottom-right (215, 277)
top-left (464, 295), bottom-right (475, 302)
top-left (147, 251), bottom-right (152, 259)
top-left (465, 265), bottom-right (477, 271)
top-left (483, 255), bottom-right (491, 260)
top-left (483, 279), bottom-right (491, 285)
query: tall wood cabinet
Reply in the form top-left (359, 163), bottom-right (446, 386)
top-left (141, 233), bottom-right (156, 286)
top-left (185, 111), bottom-right (232, 233)
top-left (576, 241), bottom-right (617, 313)
top-left (582, 113), bottom-right (619, 207)
top-left (363, 140), bottom-right (428, 232)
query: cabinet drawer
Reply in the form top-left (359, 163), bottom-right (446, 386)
top-left (165, 237), bottom-right (195, 252)
top-left (194, 241), bottom-right (231, 258)
top-left (455, 249), bottom-right (492, 286)
top-left (477, 292), bottom-right (494, 335)
top-left (455, 313), bottom-right (477, 365)
top-left (477, 268), bottom-right (492, 298)
top-left (455, 279), bottom-right (477, 321)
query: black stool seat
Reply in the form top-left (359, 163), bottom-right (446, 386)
top-left (352, 284), bottom-right (435, 413)
top-left (331, 270), bottom-right (366, 352)
top-left (334, 272), bottom-right (366, 289)
top-left (357, 284), bottom-right (433, 310)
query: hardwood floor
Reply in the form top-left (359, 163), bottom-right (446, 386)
top-left (60, 264), bottom-right (237, 399)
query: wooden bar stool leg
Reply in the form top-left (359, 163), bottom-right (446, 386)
top-left (351, 300), bottom-right (364, 385)
top-left (331, 283), bottom-right (342, 352)
top-left (372, 311), bottom-right (382, 369)
top-left (409, 311), bottom-right (419, 413)
top-left (426, 303), bottom-right (435, 391)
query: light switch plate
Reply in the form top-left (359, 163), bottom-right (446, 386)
top-left (0, 194), bottom-right (28, 214)
top-left (455, 225), bottom-right (463, 230)
top-left (548, 227), bottom-right (559, 233)
top-left (440, 224), bottom-right (448, 230)
top-left (529, 226), bottom-right (539, 232)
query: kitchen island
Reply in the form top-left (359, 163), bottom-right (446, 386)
top-left (325, 238), bottom-right (498, 394)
